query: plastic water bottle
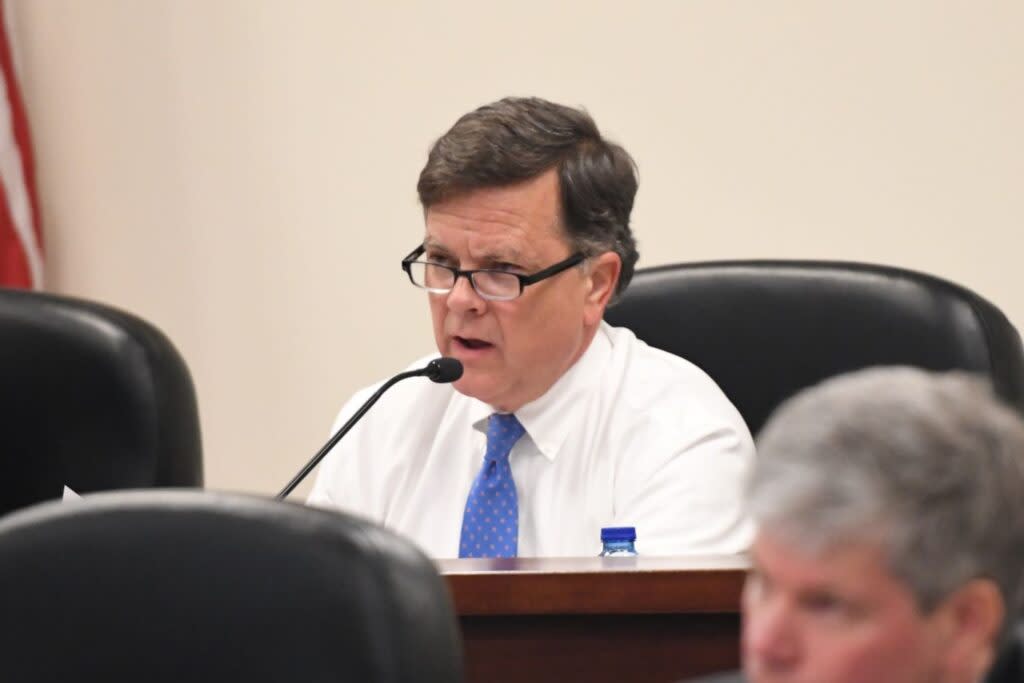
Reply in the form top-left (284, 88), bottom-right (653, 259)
top-left (599, 526), bottom-right (638, 556)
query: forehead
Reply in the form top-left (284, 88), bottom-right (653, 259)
top-left (751, 531), bottom-right (907, 599)
top-left (423, 170), bottom-right (569, 261)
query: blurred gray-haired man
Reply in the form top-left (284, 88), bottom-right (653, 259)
top-left (689, 367), bottom-right (1024, 683)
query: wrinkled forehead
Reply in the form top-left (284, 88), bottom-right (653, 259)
top-left (423, 173), bottom-right (569, 251)
top-left (422, 209), bottom-right (571, 267)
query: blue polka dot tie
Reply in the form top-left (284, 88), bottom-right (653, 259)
top-left (458, 413), bottom-right (525, 558)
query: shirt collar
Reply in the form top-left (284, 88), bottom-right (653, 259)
top-left (469, 322), bottom-right (613, 462)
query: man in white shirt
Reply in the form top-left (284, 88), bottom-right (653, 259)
top-left (308, 96), bottom-right (753, 558)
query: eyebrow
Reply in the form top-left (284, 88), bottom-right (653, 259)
top-left (422, 238), bottom-right (525, 266)
top-left (421, 239), bottom-right (453, 258)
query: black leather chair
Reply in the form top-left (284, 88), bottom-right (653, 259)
top-left (605, 261), bottom-right (1024, 435)
top-left (0, 288), bottom-right (202, 516)
top-left (0, 490), bottom-right (464, 682)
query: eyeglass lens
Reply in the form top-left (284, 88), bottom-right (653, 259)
top-left (408, 262), bottom-right (521, 300)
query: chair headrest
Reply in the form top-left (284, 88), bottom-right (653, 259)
top-left (0, 490), bottom-right (464, 682)
top-left (606, 261), bottom-right (1024, 434)
top-left (0, 288), bottom-right (203, 515)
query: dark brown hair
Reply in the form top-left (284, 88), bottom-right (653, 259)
top-left (417, 97), bottom-right (639, 298)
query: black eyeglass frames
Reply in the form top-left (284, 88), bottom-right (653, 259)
top-left (400, 245), bottom-right (585, 301)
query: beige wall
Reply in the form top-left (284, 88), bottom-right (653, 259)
top-left (8, 1), bottom-right (1023, 495)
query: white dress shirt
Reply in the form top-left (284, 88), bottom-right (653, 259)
top-left (308, 322), bottom-right (754, 558)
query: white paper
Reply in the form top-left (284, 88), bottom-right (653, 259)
top-left (62, 485), bottom-right (82, 501)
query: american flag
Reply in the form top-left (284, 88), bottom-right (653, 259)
top-left (0, 1), bottom-right (41, 290)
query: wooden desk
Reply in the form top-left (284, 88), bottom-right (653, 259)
top-left (438, 555), bottom-right (748, 683)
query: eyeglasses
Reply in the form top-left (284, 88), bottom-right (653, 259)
top-left (401, 245), bottom-right (585, 301)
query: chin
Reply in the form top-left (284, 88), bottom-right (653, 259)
top-left (451, 374), bottom-right (488, 401)
top-left (451, 374), bottom-right (507, 408)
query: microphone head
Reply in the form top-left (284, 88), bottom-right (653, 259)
top-left (425, 357), bottom-right (463, 383)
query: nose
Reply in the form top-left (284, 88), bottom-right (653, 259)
top-left (445, 273), bottom-right (486, 315)
top-left (743, 595), bottom-right (801, 674)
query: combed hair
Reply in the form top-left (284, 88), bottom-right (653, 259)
top-left (750, 367), bottom-right (1024, 638)
top-left (417, 96), bottom-right (639, 300)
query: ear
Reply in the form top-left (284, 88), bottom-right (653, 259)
top-left (934, 579), bottom-right (1004, 681)
top-left (582, 252), bottom-right (622, 327)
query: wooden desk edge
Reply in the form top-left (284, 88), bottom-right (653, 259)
top-left (439, 556), bottom-right (749, 616)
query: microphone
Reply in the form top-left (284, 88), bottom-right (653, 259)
top-left (424, 356), bottom-right (463, 383)
top-left (276, 357), bottom-right (463, 500)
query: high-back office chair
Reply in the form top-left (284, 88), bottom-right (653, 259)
top-left (0, 288), bottom-right (202, 516)
top-left (0, 490), bottom-right (465, 682)
top-left (604, 261), bottom-right (1024, 435)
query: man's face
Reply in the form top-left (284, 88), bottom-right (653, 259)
top-left (742, 531), bottom-right (954, 683)
top-left (422, 169), bottom-right (608, 412)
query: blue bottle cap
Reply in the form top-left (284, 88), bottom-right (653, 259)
top-left (600, 526), bottom-right (636, 542)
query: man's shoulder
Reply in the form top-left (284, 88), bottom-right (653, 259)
top-left (605, 323), bottom-right (727, 391)
top-left (603, 323), bottom-right (748, 428)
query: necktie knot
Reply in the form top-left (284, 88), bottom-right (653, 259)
top-left (484, 413), bottom-right (525, 462)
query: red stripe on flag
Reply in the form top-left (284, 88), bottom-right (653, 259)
top-left (0, 181), bottom-right (30, 286)
top-left (0, 0), bottom-right (42, 289)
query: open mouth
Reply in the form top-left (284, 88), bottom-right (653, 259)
top-left (454, 336), bottom-right (494, 351)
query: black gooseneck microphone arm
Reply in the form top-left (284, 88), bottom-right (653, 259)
top-left (276, 357), bottom-right (462, 500)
